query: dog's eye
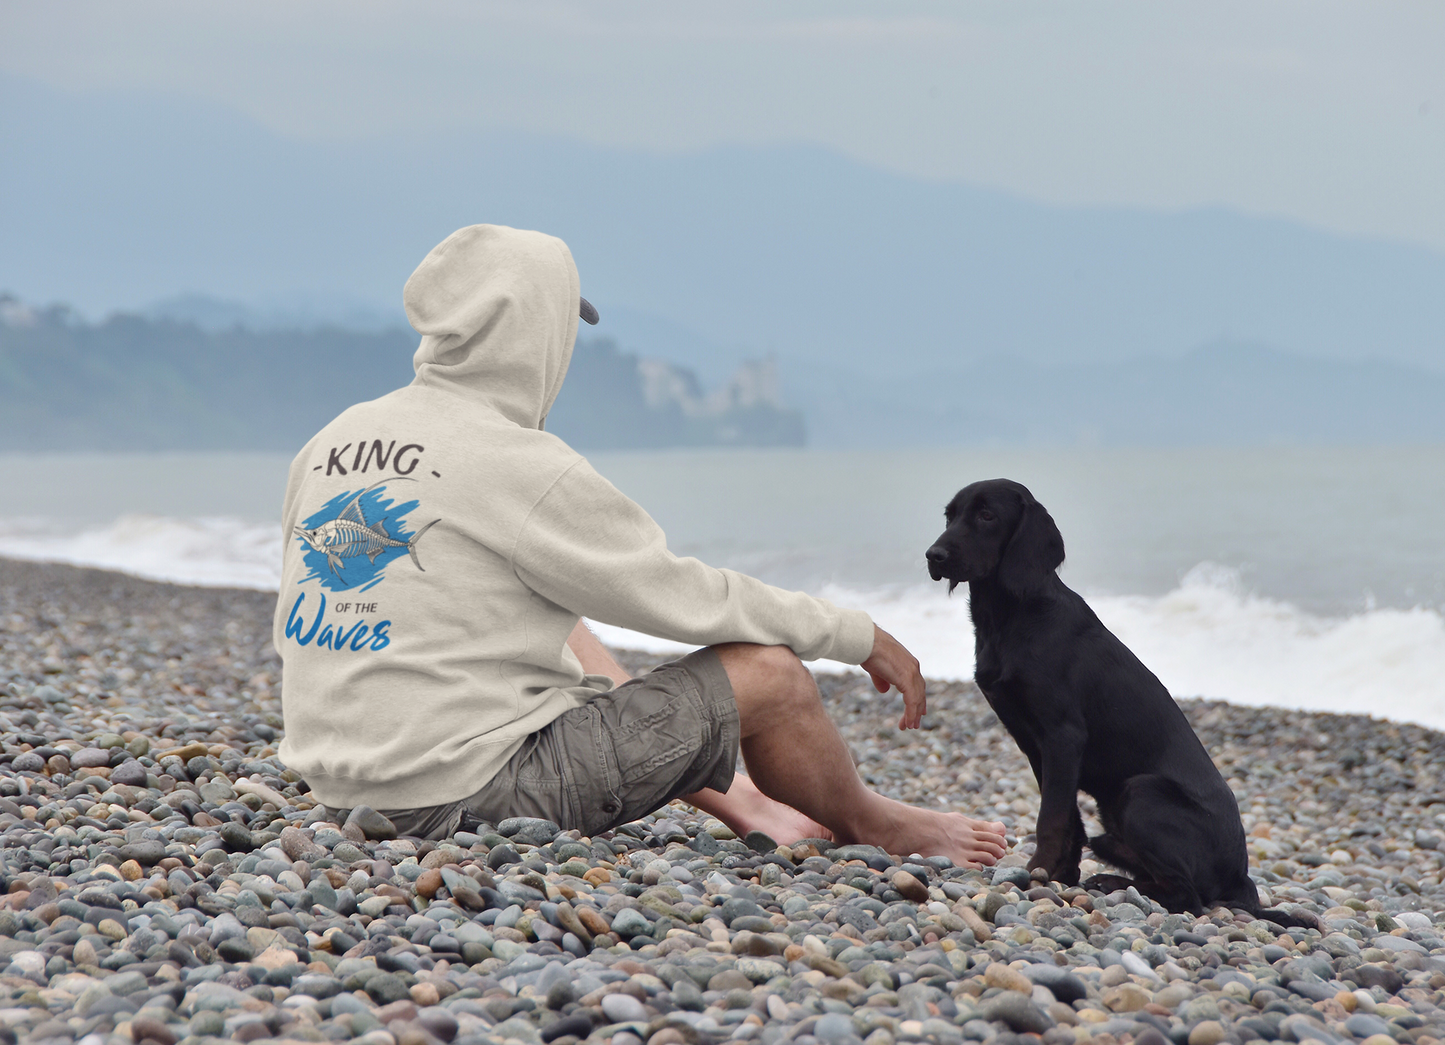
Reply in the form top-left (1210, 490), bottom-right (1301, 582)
top-left (977, 509), bottom-right (995, 522)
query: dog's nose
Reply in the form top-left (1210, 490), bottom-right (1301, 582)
top-left (925, 546), bottom-right (947, 565)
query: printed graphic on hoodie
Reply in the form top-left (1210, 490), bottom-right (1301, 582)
top-left (293, 478), bottom-right (440, 594)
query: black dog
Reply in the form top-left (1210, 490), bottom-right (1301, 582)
top-left (926, 478), bottom-right (1312, 925)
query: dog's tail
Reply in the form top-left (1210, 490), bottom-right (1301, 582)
top-left (1082, 871), bottom-right (1321, 930)
top-left (1253, 904), bottom-right (1321, 931)
top-left (1233, 898), bottom-right (1321, 931)
top-left (1197, 871), bottom-right (1318, 931)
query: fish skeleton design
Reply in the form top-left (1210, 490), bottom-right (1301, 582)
top-left (294, 478), bottom-right (440, 579)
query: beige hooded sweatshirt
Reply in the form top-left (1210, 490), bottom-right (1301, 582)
top-left (273, 225), bottom-right (876, 811)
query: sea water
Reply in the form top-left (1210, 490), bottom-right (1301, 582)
top-left (4, 447), bottom-right (1444, 728)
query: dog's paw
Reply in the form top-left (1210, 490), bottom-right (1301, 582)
top-left (1029, 857), bottom-right (1081, 889)
top-left (1052, 865), bottom-right (1081, 888)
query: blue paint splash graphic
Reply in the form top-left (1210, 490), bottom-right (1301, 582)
top-left (296, 484), bottom-right (423, 593)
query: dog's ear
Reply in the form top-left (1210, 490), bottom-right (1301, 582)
top-left (997, 491), bottom-right (1065, 595)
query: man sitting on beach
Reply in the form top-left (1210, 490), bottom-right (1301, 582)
top-left (273, 224), bottom-right (1007, 867)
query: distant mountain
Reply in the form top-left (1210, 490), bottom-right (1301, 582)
top-left (0, 298), bottom-right (802, 451)
top-left (3, 73), bottom-right (1443, 384)
top-left (6, 292), bottom-right (1438, 450)
top-left (0, 298), bottom-right (414, 452)
top-left (800, 341), bottom-right (1445, 447)
top-left (144, 293), bottom-right (407, 334)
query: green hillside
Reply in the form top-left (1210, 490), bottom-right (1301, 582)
top-left (0, 299), bottom-right (805, 452)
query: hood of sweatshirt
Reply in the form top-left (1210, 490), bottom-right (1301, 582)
top-left (404, 224), bottom-right (582, 430)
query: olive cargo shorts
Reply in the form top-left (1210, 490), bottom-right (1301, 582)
top-left (341, 648), bottom-right (740, 841)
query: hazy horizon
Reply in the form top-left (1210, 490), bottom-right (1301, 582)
top-left (5, 85), bottom-right (1443, 382)
top-left (3, 4), bottom-right (1441, 446)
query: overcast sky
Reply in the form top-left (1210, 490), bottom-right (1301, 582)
top-left (2, 1), bottom-right (1442, 251)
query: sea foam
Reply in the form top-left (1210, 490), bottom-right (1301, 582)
top-left (591, 564), bottom-right (1445, 732)
top-left (0, 515), bottom-right (283, 591)
top-left (4, 516), bottom-right (1442, 731)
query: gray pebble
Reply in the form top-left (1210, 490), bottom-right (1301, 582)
top-left (331, 993), bottom-right (371, 1015)
top-left (1369, 934), bottom-right (1427, 954)
top-left (71, 747), bottom-right (111, 768)
top-left (1345, 1013), bottom-right (1392, 1038)
top-left (718, 896), bottom-right (769, 925)
top-left (218, 821), bottom-right (254, 852)
top-left (611, 907), bottom-right (652, 938)
top-left (418, 1008), bottom-right (459, 1041)
top-left (981, 992), bottom-right (1054, 1034)
top-left (815, 1013), bottom-right (857, 1042)
top-left (498, 816), bottom-right (561, 846)
top-left (110, 760), bottom-right (149, 786)
top-left (993, 865), bottom-right (1033, 888)
top-left (546, 978), bottom-right (576, 1008)
top-left (1021, 963), bottom-right (1088, 1003)
top-left (488, 842), bottom-right (521, 869)
top-left (345, 804), bottom-right (398, 841)
top-left (600, 991), bottom-right (649, 1023)
top-left (962, 1019), bottom-right (996, 1041)
top-left (308, 877), bottom-right (339, 909)
top-left (365, 972), bottom-right (410, 1004)
top-left (743, 829), bottom-right (779, 852)
top-left (117, 838), bottom-right (167, 865)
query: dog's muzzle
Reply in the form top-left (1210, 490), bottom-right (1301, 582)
top-left (925, 545), bottom-right (949, 582)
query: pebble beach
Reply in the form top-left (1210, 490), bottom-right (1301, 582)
top-left (3, 558), bottom-right (1445, 1045)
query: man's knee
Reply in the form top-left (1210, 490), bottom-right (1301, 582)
top-left (753, 642), bottom-right (808, 677)
top-left (715, 641), bottom-right (806, 679)
top-left (714, 643), bottom-right (817, 718)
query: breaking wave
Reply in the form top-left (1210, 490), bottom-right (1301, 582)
top-left (0, 515), bottom-right (283, 591)
top-left (4, 516), bottom-right (1443, 731)
top-left (590, 563), bottom-right (1445, 732)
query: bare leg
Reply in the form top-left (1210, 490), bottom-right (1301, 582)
top-left (686, 774), bottom-right (833, 844)
top-left (564, 623), bottom-right (1005, 864)
top-left (566, 620), bottom-right (634, 687)
top-left (564, 622), bottom-right (827, 842)
top-left (714, 642), bottom-right (1007, 867)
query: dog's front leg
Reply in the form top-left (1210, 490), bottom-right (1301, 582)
top-left (1030, 730), bottom-right (1086, 886)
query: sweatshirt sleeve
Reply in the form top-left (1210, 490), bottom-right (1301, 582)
top-left (510, 460), bottom-right (877, 665)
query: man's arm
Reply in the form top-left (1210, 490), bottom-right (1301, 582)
top-left (513, 460), bottom-right (876, 665)
top-left (860, 626), bottom-right (928, 729)
top-left (569, 616), bottom-right (926, 732)
top-left (566, 619), bottom-right (632, 686)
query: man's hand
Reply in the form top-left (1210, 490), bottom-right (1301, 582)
top-left (861, 625), bottom-right (927, 729)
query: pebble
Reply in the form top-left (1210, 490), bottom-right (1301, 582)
top-left (600, 990), bottom-right (649, 1023)
top-left (1120, 947), bottom-right (1163, 980)
top-left (610, 906), bottom-right (652, 937)
top-left (891, 868), bottom-right (930, 902)
top-left (984, 960), bottom-right (1033, 993)
top-left (346, 804), bottom-right (398, 842)
top-left (981, 990), bottom-right (1053, 1033)
top-left (3, 561), bottom-right (1445, 1045)
top-left (815, 1011), bottom-right (857, 1041)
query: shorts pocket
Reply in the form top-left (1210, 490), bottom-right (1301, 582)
top-left (562, 702), bottom-right (627, 835)
top-left (573, 786), bottom-right (627, 837)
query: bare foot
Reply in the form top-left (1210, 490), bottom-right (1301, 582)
top-left (857, 800), bottom-right (1008, 868)
top-left (684, 774), bottom-right (833, 844)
